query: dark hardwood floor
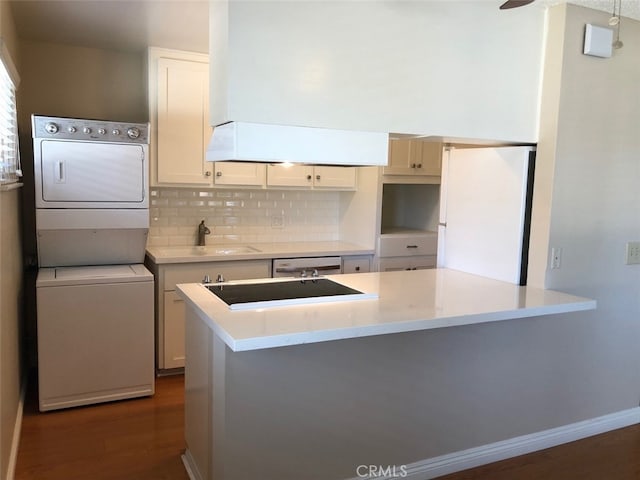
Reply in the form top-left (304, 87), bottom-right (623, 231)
top-left (438, 423), bottom-right (640, 480)
top-left (15, 374), bottom-right (189, 480)
top-left (14, 373), bottom-right (640, 479)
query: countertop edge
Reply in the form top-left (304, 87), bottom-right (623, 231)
top-left (226, 298), bottom-right (597, 352)
top-left (146, 243), bottom-right (375, 264)
top-left (176, 271), bottom-right (597, 353)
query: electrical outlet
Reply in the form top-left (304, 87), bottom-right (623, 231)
top-left (625, 241), bottom-right (640, 265)
top-left (271, 215), bottom-right (284, 229)
top-left (550, 247), bottom-right (562, 269)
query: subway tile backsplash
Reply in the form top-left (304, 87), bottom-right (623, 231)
top-left (148, 187), bottom-right (341, 246)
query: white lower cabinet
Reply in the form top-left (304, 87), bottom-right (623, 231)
top-left (163, 291), bottom-right (187, 369)
top-left (378, 255), bottom-right (436, 272)
top-left (376, 231), bottom-right (438, 272)
top-left (342, 255), bottom-right (371, 274)
top-left (150, 259), bottom-right (272, 370)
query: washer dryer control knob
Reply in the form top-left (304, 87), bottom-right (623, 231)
top-left (45, 123), bottom-right (59, 134)
top-left (127, 127), bottom-right (140, 139)
top-left (83, 127), bottom-right (92, 134)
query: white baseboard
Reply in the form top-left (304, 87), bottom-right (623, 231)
top-left (401, 407), bottom-right (640, 479)
top-left (182, 450), bottom-right (201, 480)
top-left (6, 376), bottom-right (26, 480)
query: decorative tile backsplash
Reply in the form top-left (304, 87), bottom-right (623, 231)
top-left (148, 187), bottom-right (341, 246)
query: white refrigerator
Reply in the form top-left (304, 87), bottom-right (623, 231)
top-left (437, 146), bottom-right (535, 285)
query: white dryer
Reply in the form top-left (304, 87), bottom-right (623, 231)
top-left (36, 265), bottom-right (154, 411)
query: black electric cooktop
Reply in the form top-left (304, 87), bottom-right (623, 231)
top-left (206, 278), bottom-right (372, 310)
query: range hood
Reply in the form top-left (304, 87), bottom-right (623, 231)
top-left (205, 122), bottom-right (389, 166)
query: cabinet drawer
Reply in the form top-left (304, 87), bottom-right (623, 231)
top-left (162, 260), bottom-right (271, 290)
top-left (342, 256), bottom-right (371, 274)
top-left (378, 233), bottom-right (437, 257)
top-left (378, 255), bottom-right (436, 271)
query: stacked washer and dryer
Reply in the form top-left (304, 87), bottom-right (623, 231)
top-left (33, 115), bottom-right (154, 412)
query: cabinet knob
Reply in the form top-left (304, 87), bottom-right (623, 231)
top-left (316, 175), bottom-right (321, 181)
top-left (205, 171), bottom-right (212, 177)
top-left (307, 175), bottom-right (312, 181)
top-left (416, 163), bottom-right (422, 169)
top-left (355, 266), bottom-right (360, 271)
top-left (216, 171), bottom-right (222, 177)
top-left (411, 163), bottom-right (416, 168)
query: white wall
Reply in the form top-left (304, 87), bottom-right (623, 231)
top-left (211, 0), bottom-right (545, 142)
top-left (529, 3), bottom-right (640, 415)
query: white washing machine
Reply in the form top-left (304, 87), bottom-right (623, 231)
top-left (36, 264), bottom-right (154, 412)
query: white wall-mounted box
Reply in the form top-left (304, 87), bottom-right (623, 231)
top-left (583, 24), bottom-right (613, 58)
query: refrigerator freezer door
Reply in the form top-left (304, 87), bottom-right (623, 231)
top-left (437, 146), bottom-right (533, 284)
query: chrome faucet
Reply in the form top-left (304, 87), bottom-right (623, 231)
top-left (197, 220), bottom-right (211, 246)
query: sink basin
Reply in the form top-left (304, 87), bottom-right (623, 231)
top-left (157, 245), bottom-right (261, 257)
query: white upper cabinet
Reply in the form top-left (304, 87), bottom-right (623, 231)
top-left (266, 164), bottom-right (314, 188)
top-left (148, 48), bottom-right (211, 186)
top-left (213, 162), bottom-right (266, 187)
top-left (312, 166), bottom-right (356, 189)
top-left (383, 140), bottom-right (442, 179)
top-left (267, 164), bottom-right (356, 190)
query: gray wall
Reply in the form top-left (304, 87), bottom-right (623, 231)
top-left (529, 4), bottom-right (640, 416)
top-left (0, 1), bottom-right (22, 477)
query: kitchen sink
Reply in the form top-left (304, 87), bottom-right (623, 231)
top-left (157, 245), bottom-right (262, 256)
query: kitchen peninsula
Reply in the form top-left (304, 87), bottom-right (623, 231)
top-left (177, 269), bottom-right (595, 480)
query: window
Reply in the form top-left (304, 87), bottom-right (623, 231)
top-left (0, 39), bottom-right (20, 185)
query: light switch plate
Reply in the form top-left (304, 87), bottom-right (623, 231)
top-left (625, 242), bottom-right (640, 265)
top-left (551, 247), bottom-right (562, 269)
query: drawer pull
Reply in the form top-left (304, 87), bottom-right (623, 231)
top-left (173, 298), bottom-right (184, 304)
top-left (406, 245), bottom-right (419, 249)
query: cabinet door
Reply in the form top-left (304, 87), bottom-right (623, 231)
top-left (267, 164), bottom-right (313, 187)
top-left (156, 57), bottom-right (212, 185)
top-left (214, 162), bottom-right (266, 186)
top-left (382, 139), bottom-right (415, 175)
top-left (415, 142), bottom-right (442, 176)
top-left (163, 291), bottom-right (187, 369)
top-left (313, 166), bottom-right (357, 189)
top-left (159, 260), bottom-right (272, 370)
top-left (342, 255), bottom-right (371, 274)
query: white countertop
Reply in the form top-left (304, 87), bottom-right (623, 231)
top-left (146, 240), bottom-right (374, 264)
top-left (176, 268), bottom-right (596, 352)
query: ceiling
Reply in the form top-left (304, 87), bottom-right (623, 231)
top-left (8, 0), bottom-right (639, 55)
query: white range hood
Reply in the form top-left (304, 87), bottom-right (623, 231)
top-left (205, 122), bottom-right (389, 166)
